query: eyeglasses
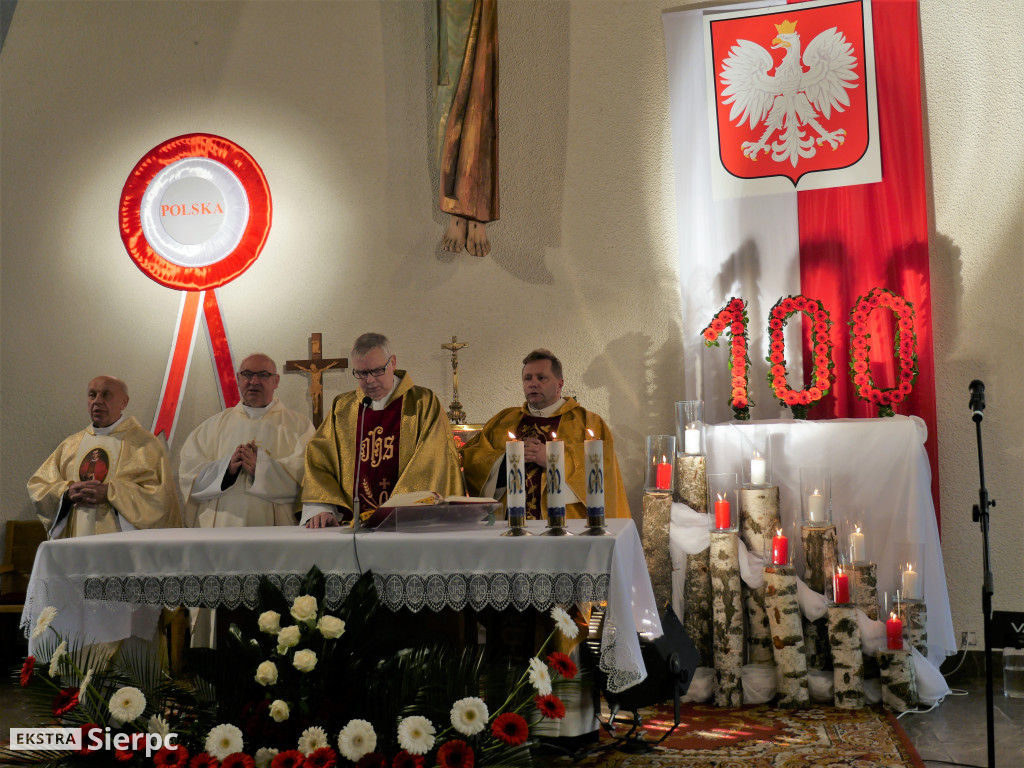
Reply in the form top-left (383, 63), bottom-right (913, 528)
top-left (237, 370), bottom-right (275, 381)
top-left (352, 357), bottom-right (393, 380)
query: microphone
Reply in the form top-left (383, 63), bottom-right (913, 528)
top-left (351, 396), bottom-right (373, 530)
top-left (969, 380), bottom-right (986, 422)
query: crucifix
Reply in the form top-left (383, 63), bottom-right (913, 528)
top-left (441, 335), bottom-right (469, 424)
top-left (286, 333), bottom-right (347, 428)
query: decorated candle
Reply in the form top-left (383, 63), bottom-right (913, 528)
top-left (584, 429), bottom-right (604, 521)
top-left (771, 529), bottom-right (789, 565)
top-left (808, 489), bottom-right (826, 523)
top-left (684, 424), bottom-right (701, 455)
top-left (545, 434), bottom-right (567, 517)
top-left (656, 455), bottom-right (672, 490)
top-left (886, 612), bottom-right (904, 650)
top-left (901, 564), bottom-right (921, 600)
top-left (714, 493), bottom-right (731, 529)
top-left (850, 527), bottom-right (866, 562)
top-left (505, 433), bottom-right (526, 520)
top-left (832, 570), bottom-right (850, 603)
top-left (750, 452), bottom-right (767, 485)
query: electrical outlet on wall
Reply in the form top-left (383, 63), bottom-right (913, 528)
top-left (960, 630), bottom-right (978, 647)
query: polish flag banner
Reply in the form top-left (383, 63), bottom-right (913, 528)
top-left (705, 0), bottom-right (881, 198)
top-left (663, 0), bottom-right (939, 520)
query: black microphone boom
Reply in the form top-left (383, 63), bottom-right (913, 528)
top-left (969, 379), bottom-right (986, 422)
top-left (351, 396), bottom-right (373, 530)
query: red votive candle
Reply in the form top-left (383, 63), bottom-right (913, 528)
top-left (886, 613), bottom-right (904, 650)
top-left (656, 457), bottom-right (672, 490)
top-left (832, 571), bottom-right (850, 604)
top-left (771, 532), bottom-right (788, 565)
top-left (714, 495), bottom-right (731, 529)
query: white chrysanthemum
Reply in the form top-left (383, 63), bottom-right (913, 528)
top-left (205, 723), bottom-right (244, 760)
top-left (290, 594), bottom-right (318, 623)
top-left (397, 715), bottom-right (435, 756)
top-left (48, 640), bottom-right (68, 677)
top-left (80, 668), bottom-right (94, 691)
top-left (269, 699), bottom-right (290, 722)
top-left (254, 747), bottom-right (279, 768)
top-left (108, 686), bottom-right (146, 723)
top-left (148, 714), bottom-right (170, 736)
top-left (32, 606), bottom-right (58, 639)
top-left (292, 649), bottom-right (318, 673)
top-left (277, 625), bottom-right (301, 653)
top-left (337, 719), bottom-right (377, 762)
top-left (258, 611), bottom-right (282, 634)
top-left (450, 696), bottom-right (489, 736)
top-left (550, 606), bottom-right (578, 640)
top-left (528, 656), bottom-right (552, 696)
top-left (255, 660), bottom-right (279, 686)
top-left (317, 615), bottom-right (346, 639)
top-left (297, 725), bottom-right (329, 756)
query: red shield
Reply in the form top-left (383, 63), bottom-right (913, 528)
top-left (709, 1), bottom-right (871, 186)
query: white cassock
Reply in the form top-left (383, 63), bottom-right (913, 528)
top-left (178, 399), bottom-right (315, 528)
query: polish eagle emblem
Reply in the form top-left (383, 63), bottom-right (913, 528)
top-left (719, 19), bottom-right (859, 168)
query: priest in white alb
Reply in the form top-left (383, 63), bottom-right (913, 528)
top-left (178, 353), bottom-right (315, 528)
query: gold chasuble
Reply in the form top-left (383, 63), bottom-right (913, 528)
top-left (302, 371), bottom-right (464, 518)
top-left (28, 416), bottom-right (182, 537)
top-left (460, 397), bottom-right (630, 520)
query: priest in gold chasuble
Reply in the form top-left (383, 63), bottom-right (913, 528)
top-left (301, 334), bottom-right (464, 527)
top-left (461, 350), bottom-right (630, 520)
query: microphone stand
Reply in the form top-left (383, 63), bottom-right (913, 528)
top-left (351, 396), bottom-right (373, 532)
top-left (969, 381), bottom-right (996, 768)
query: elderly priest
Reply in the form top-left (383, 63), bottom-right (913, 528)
top-left (28, 375), bottom-right (181, 537)
top-left (461, 349), bottom-right (630, 520)
top-left (178, 353), bottom-right (314, 528)
top-left (302, 332), bottom-right (464, 527)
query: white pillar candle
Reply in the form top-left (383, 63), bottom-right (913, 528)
top-left (585, 434), bottom-right (604, 512)
top-left (684, 425), bottom-right (701, 455)
top-left (850, 528), bottom-right (866, 562)
top-left (750, 453), bottom-right (767, 485)
top-left (901, 565), bottom-right (921, 600)
top-left (546, 437), bottom-right (567, 512)
top-left (505, 435), bottom-right (526, 514)
top-left (808, 490), bottom-right (826, 523)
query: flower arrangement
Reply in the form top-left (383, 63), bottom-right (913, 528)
top-left (4, 569), bottom-right (581, 768)
top-left (702, 297), bottom-right (753, 420)
top-left (849, 287), bottom-right (918, 417)
top-left (765, 294), bottom-right (834, 419)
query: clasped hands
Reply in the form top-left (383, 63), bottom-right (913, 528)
top-left (523, 436), bottom-right (546, 465)
top-left (228, 441), bottom-right (259, 478)
top-left (68, 480), bottom-right (109, 506)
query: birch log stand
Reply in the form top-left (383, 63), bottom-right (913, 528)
top-left (801, 524), bottom-right (838, 672)
top-left (827, 603), bottom-right (865, 708)
top-left (676, 453), bottom-right (713, 666)
top-left (877, 648), bottom-right (919, 713)
top-left (710, 530), bottom-right (744, 706)
top-left (896, 597), bottom-right (928, 657)
top-left (740, 485), bottom-right (780, 664)
top-left (764, 565), bottom-right (810, 707)
top-left (851, 562), bottom-right (879, 620)
top-left (641, 491), bottom-right (673, 613)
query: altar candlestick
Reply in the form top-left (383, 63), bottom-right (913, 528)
top-left (833, 570), bottom-right (850, 603)
top-left (901, 564), bottom-right (920, 600)
top-left (684, 424), bottom-right (701, 455)
top-left (505, 433), bottom-right (526, 518)
top-left (771, 529), bottom-right (789, 565)
top-left (886, 612), bottom-right (904, 650)
top-left (656, 455), bottom-right (672, 490)
top-left (850, 527), bottom-right (866, 562)
top-left (714, 493), bottom-right (731, 529)
top-left (808, 489), bottom-right (826, 523)
top-left (584, 429), bottom-right (604, 518)
top-left (750, 452), bottom-right (767, 485)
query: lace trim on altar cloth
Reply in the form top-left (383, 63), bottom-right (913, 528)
top-left (72, 571), bottom-right (612, 613)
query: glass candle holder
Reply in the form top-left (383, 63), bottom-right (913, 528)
top-left (742, 441), bottom-right (772, 488)
top-left (847, 516), bottom-right (868, 564)
top-left (707, 473), bottom-right (738, 531)
top-left (645, 435), bottom-right (676, 493)
top-left (675, 400), bottom-right (704, 456)
top-left (799, 466), bottom-right (831, 526)
top-left (764, 518), bottom-right (795, 567)
top-left (828, 558), bottom-right (852, 604)
top-left (898, 553), bottom-right (924, 601)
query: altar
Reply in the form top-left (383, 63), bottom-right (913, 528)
top-left (21, 518), bottom-right (661, 694)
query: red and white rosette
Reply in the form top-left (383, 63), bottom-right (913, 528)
top-left (119, 134), bottom-right (272, 443)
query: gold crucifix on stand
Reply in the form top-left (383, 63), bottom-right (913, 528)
top-left (441, 335), bottom-right (469, 425)
top-left (286, 333), bottom-right (347, 428)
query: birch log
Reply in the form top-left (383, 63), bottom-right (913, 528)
top-left (710, 531), bottom-right (744, 707)
top-left (764, 565), bottom-right (809, 707)
top-left (641, 491), bottom-right (673, 614)
top-left (740, 486), bottom-right (781, 664)
top-left (877, 649), bottom-right (918, 712)
top-left (684, 546), bottom-right (713, 666)
top-left (896, 598), bottom-right (928, 658)
top-left (674, 454), bottom-right (707, 511)
top-left (801, 524), bottom-right (838, 672)
top-left (851, 563), bottom-right (879, 621)
top-left (827, 604), bottom-right (865, 708)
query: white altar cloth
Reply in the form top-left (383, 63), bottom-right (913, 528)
top-left (22, 518), bottom-right (661, 693)
top-left (670, 415), bottom-right (955, 659)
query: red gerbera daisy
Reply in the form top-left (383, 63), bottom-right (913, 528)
top-left (221, 753), bottom-right (255, 768)
top-left (391, 750), bottom-right (425, 768)
top-left (355, 753), bottom-right (387, 768)
top-left (271, 750), bottom-right (305, 768)
top-left (304, 747), bottom-right (337, 768)
top-left (437, 740), bottom-right (474, 768)
top-left (19, 656), bottom-right (35, 687)
top-left (154, 744), bottom-right (190, 767)
top-left (491, 712), bottom-right (529, 746)
top-left (52, 687), bottom-right (79, 717)
top-left (535, 694), bottom-right (566, 720)
top-left (546, 651), bottom-right (577, 680)
top-left (190, 753), bottom-right (221, 768)
top-left (114, 747), bottom-right (134, 762)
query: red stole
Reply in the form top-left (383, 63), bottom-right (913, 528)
top-left (516, 413), bottom-right (561, 519)
top-left (356, 397), bottom-right (403, 510)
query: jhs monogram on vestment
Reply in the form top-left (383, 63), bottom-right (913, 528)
top-left (360, 427), bottom-right (395, 467)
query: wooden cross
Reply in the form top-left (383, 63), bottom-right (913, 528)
top-left (441, 335), bottom-right (469, 424)
top-left (285, 332), bottom-right (347, 428)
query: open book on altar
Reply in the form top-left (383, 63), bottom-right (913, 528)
top-left (359, 491), bottom-right (500, 531)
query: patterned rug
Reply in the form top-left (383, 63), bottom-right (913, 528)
top-left (550, 703), bottom-right (925, 768)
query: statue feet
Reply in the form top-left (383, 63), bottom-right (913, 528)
top-left (466, 220), bottom-right (490, 258)
top-left (441, 216), bottom-right (467, 253)
top-left (441, 215), bottom-right (491, 257)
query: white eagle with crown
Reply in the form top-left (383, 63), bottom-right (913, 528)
top-left (719, 19), bottom-right (859, 167)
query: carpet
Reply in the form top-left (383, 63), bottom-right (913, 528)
top-left (556, 703), bottom-right (926, 768)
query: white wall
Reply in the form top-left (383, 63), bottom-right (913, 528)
top-left (1, 0), bottom-right (1020, 647)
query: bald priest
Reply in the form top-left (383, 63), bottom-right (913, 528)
top-left (461, 349), bottom-right (630, 520)
top-left (28, 375), bottom-right (181, 537)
